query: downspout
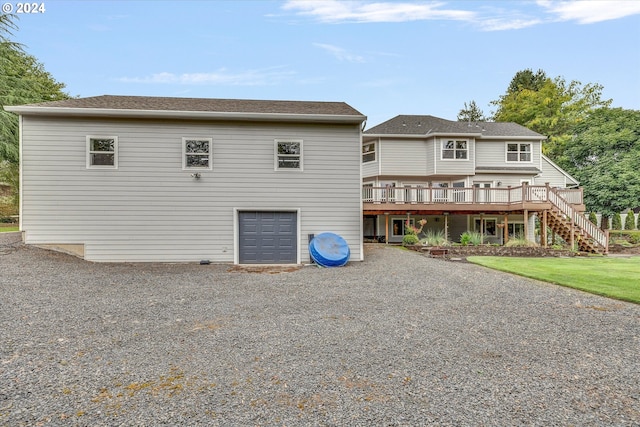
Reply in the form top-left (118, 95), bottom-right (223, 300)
top-left (18, 114), bottom-right (23, 237)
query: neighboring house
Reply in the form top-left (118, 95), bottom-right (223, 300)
top-left (6, 95), bottom-right (366, 263)
top-left (361, 115), bottom-right (607, 253)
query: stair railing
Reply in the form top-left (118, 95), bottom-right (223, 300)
top-left (547, 186), bottom-right (608, 252)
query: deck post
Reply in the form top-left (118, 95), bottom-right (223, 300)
top-left (545, 182), bottom-right (550, 202)
top-left (542, 210), bottom-right (548, 247)
top-left (444, 212), bottom-right (449, 242)
top-left (570, 219), bottom-right (575, 251)
top-left (384, 213), bottom-right (389, 245)
top-left (503, 214), bottom-right (508, 244)
top-left (524, 209), bottom-right (529, 243)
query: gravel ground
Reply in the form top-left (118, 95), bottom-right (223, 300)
top-left (1, 232), bottom-right (639, 426)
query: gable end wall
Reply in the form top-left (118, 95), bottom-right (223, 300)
top-left (20, 116), bottom-right (362, 262)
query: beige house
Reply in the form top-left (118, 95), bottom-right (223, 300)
top-left (7, 95), bottom-right (366, 263)
top-left (361, 115), bottom-right (607, 253)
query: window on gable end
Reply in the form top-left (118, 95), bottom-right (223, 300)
top-left (87, 136), bottom-right (118, 169)
top-left (183, 137), bottom-right (213, 169)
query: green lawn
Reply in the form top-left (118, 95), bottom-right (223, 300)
top-left (0, 226), bottom-right (19, 232)
top-left (468, 256), bottom-right (640, 304)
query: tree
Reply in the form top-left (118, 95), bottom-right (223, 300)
top-left (0, 14), bottom-right (70, 210)
top-left (559, 108), bottom-right (640, 217)
top-left (624, 212), bottom-right (636, 230)
top-left (457, 100), bottom-right (485, 122)
top-left (612, 212), bottom-right (622, 230)
top-left (506, 68), bottom-right (548, 93)
top-left (491, 69), bottom-right (612, 160)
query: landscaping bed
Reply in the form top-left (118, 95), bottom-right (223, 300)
top-left (406, 244), bottom-right (575, 258)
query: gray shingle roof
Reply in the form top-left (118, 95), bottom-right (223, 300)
top-left (365, 115), bottom-right (543, 138)
top-left (12, 95), bottom-right (364, 117)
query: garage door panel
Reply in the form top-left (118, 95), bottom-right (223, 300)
top-left (239, 211), bottom-right (297, 264)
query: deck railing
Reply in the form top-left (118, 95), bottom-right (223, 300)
top-left (548, 187), bottom-right (608, 251)
top-left (362, 184), bottom-right (583, 206)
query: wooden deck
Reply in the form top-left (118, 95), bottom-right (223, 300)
top-left (363, 184), bottom-right (585, 214)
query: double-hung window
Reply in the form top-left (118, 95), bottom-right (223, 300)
top-left (275, 140), bottom-right (302, 170)
top-left (183, 137), bottom-right (213, 169)
top-left (442, 139), bottom-right (468, 160)
top-left (506, 143), bottom-right (532, 162)
top-left (362, 142), bottom-right (376, 163)
top-left (87, 136), bottom-right (118, 169)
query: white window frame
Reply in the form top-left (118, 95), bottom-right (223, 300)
top-left (86, 135), bottom-right (118, 169)
top-left (274, 139), bottom-right (303, 171)
top-left (362, 142), bottom-right (376, 163)
top-left (441, 139), bottom-right (468, 161)
top-left (506, 142), bottom-right (532, 163)
top-left (182, 137), bottom-right (213, 170)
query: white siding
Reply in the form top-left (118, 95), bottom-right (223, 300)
top-left (20, 116), bottom-right (362, 262)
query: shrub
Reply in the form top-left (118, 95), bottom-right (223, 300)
top-left (612, 212), bottom-right (622, 230)
top-left (421, 229), bottom-right (448, 247)
top-left (624, 212), bottom-right (637, 230)
top-left (460, 231), bottom-right (483, 246)
top-left (402, 234), bottom-right (419, 246)
top-left (505, 234), bottom-right (538, 247)
top-left (588, 211), bottom-right (598, 226)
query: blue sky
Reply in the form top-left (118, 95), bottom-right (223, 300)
top-left (9, 0), bottom-right (640, 127)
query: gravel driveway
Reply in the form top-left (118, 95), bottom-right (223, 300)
top-left (1, 232), bottom-right (639, 426)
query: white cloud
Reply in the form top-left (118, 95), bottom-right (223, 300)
top-left (314, 43), bottom-right (365, 62)
top-left (537, 0), bottom-right (640, 24)
top-left (118, 67), bottom-right (295, 86)
top-left (282, 0), bottom-right (475, 23)
top-left (282, 0), bottom-right (640, 31)
top-left (478, 17), bottom-right (542, 31)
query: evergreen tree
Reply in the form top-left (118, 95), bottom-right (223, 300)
top-left (612, 212), bottom-right (622, 230)
top-left (457, 100), bottom-right (486, 122)
top-left (624, 212), bottom-right (637, 230)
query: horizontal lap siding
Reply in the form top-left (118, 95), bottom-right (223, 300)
top-left (434, 138), bottom-right (475, 175)
top-left (21, 117), bottom-right (362, 262)
top-left (475, 139), bottom-right (541, 168)
top-left (540, 157), bottom-right (571, 187)
top-left (379, 139), bottom-right (428, 176)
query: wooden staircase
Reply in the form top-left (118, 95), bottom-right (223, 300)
top-left (547, 188), bottom-right (608, 254)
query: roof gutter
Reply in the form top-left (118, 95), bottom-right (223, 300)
top-left (4, 106), bottom-right (366, 124)
top-left (363, 132), bottom-right (543, 140)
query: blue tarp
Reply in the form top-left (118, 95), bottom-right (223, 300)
top-left (309, 232), bottom-right (350, 267)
